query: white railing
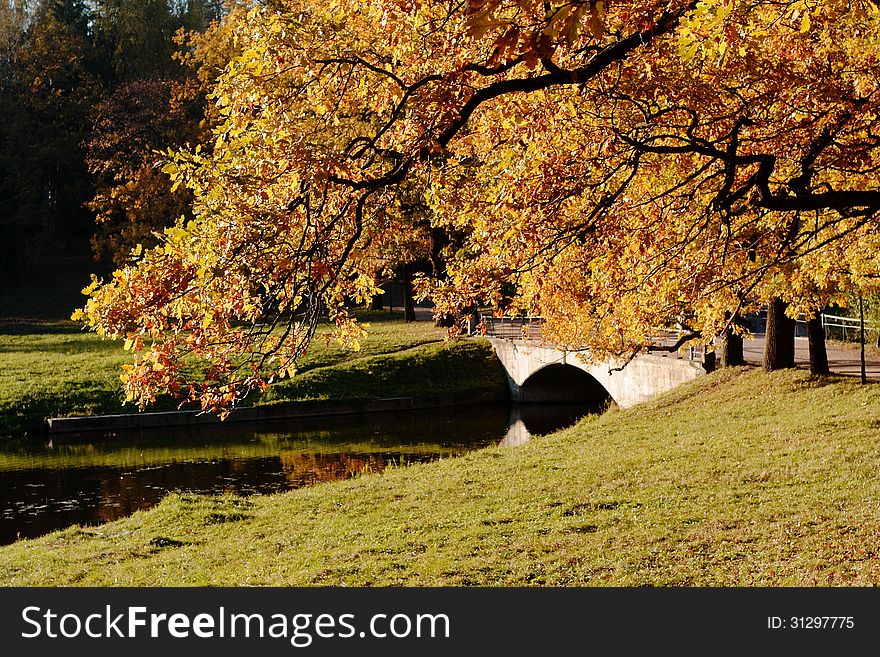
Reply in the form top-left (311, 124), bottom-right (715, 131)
top-left (820, 313), bottom-right (880, 346)
top-left (821, 313), bottom-right (880, 331)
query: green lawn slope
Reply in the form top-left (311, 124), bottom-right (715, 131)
top-left (2, 367), bottom-right (878, 586)
top-left (0, 313), bottom-right (454, 434)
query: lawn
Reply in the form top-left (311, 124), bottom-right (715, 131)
top-left (2, 367), bottom-right (878, 586)
top-left (0, 311), bottom-right (451, 434)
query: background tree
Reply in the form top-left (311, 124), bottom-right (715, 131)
top-left (1, 1), bottom-right (103, 273)
top-left (85, 78), bottom-right (204, 266)
top-left (0, 0), bottom-right (30, 277)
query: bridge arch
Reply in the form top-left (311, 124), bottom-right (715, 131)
top-left (519, 363), bottom-right (612, 407)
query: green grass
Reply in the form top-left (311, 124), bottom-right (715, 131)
top-left (260, 339), bottom-right (506, 403)
top-left (0, 311), bottom-right (449, 434)
top-left (0, 322), bottom-right (132, 434)
top-left (2, 367), bottom-right (879, 586)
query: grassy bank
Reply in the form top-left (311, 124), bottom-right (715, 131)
top-left (0, 313), bottom-right (457, 434)
top-left (2, 367), bottom-right (879, 585)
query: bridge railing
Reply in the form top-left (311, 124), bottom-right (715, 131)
top-left (480, 315), bottom-right (544, 340)
top-left (482, 316), bottom-right (708, 362)
top-left (820, 313), bottom-right (880, 342)
top-left (644, 328), bottom-right (710, 363)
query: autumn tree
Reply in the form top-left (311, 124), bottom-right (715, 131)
top-left (0, 0), bottom-right (230, 284)
top-left (77, 0), bottom-right (880, 413)
top-left (85, 79), bottom-right (205, 265)
top-left (83, 1), bottom-right (236, 265)
top-left (0, 1), bottom-right (27, 274)
top-left (90, 0), bottom-right (221, 86)
top-left (427, 0), bottom-right (880, 373)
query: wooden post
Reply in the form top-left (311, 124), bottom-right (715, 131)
top-left (860, 295), bottom-right (867, 384)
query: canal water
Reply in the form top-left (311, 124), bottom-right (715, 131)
top-left (0, 403), bottom-right (597, 545)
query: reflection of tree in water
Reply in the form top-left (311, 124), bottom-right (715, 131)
top-left (279, 452), bottom-right (439, 487)
top-left (97, 475), bottom-right (154, 523)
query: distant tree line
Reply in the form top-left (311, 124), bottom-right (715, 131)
top-left (0, 0), bottom-right (224, 277)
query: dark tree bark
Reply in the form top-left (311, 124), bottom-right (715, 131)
top-left (717, 313), bottom-right (745, 368)
top-left (402, 272), bottom-right (416, 322)
top-left (806, 315), bottom-right (829, 375)
top-left (435, 313), bottom-right (456, 328)
top-left (763, 298), bottom-right (796, 370)
top-left (370, 292), bottom-right (383, 311)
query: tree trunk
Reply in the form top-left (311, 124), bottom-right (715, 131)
top-left (763, 298), bottom-right (796, 370)
top-left (435, 313), bottom-right (456, 328)
top-left (402, 273), bottom-right (416, 322)
top-left (717, 315), bottom-right (745, 367)
top-left (370, 293), bottom-right (383, 311)
top-left (806, 316), bottom-right (829, 375)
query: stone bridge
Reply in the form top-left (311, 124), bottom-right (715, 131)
top-left (486, 337), bottom-right (707, 409)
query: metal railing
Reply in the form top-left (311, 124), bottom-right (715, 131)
top-left (821, 313), bottom-right (880, 345)
top-left (480, 315), bottom-right (544, 340)
top-left (644, 328), bottom-right (710, 363)
top-left (821, 313), bottom-right (879, 330)
top-left (480, 311), bottom-right (880, 361)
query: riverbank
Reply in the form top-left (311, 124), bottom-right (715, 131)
top-left (0, 313), bottom-right (486, 435)
top-left (2, 367), bottom-right (878, 585)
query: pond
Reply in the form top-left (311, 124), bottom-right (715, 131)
top-left (0, 402), bottom-right (598, 545)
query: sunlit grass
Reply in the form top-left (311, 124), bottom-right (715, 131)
top-left (0, 311), bottom-right (446, 434)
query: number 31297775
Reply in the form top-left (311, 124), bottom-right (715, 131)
top-left (768, 617), bottom-right (854, 629)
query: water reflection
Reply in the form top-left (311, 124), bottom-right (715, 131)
top-left (0, 402), bottom-right (597, 544)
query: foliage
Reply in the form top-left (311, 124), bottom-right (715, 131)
top-left (85, 79), bottom-right (205, 265)
top-left (76, 0), bottom-right (880, 411)
top-left (1, 1), bottom-right (103, 247)
top-left (0, 1), bottom-right (228, 279)
top-left (427, 0), bottom-right (880, 356)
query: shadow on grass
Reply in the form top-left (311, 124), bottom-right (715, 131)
top-left (0, 321), bottom-right (85, 336)
top-left (0, 340), bottom-right (120, 355)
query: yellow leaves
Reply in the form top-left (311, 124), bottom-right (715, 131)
top-left (72, 0), bottom-right (880, 417)
top-left (676, 40), bottom-right (700, 62)
top-left (80, 274), bottom-right (100, 297)
top-left (588, 2), bottom-right (606, 39)
top-left (800, 12), bottom-right (812, 33)
top-left (675, 0), bottom-right (738, 64)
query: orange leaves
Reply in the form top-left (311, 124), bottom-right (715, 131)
top-left (72, 0), bottom-right (880, 415)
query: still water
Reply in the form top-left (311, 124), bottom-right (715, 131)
top-left (0, 403), bottom-right (595, 545)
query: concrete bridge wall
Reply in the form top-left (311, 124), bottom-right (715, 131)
top-left (486, 338), bottom-right (706, 409)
